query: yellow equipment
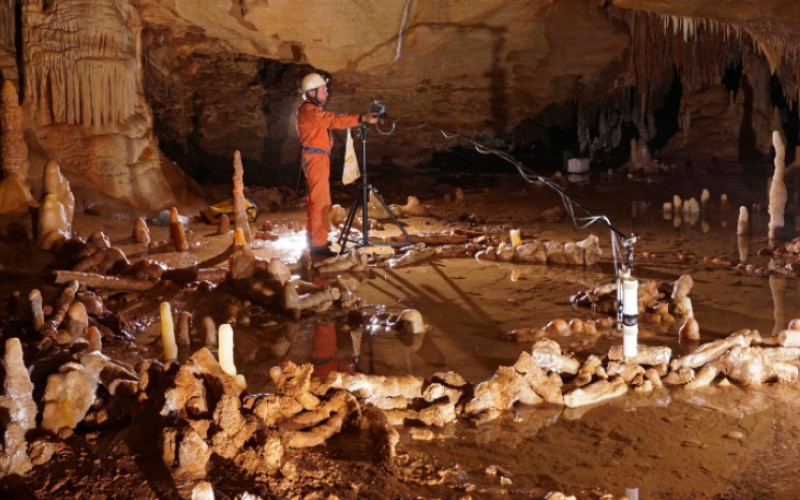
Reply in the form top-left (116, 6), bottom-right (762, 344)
top-left (202, 199), bottom-right (258, 224)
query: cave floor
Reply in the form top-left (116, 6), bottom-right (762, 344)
top-left (2, 166), bottom-right (800, 499)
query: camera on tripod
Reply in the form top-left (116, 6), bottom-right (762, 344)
top-left (369, 100), bottom-right (386, 117)
top-left (338, 98), bottom-right (413, 250)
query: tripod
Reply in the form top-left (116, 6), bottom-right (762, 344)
top-left (338, 122), bottom-right (413, 249)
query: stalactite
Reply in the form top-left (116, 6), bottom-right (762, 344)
top-left (600, 5), bottom-right (800, 157)
top-left (0, 0), bottom-right (14, 51)
top-left (21, 0), bottom-right (138, 128)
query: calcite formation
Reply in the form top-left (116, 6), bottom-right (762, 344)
top-left (37, 160), bottom-right (75, 249)
top-left (0, 338), bottom-right (37, 477)
top-left (18, 0), bottom-right (197, 209)
top-left (768, 130), bottom-right (787, 241)
top-left (0, 81), bottom-right (35, 213)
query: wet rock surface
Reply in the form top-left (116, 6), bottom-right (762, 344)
top-left (2, 166), bottom-right (800, 498)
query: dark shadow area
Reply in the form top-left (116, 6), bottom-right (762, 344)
top-left (648, 66), bottom-right (682, 153)
top-left (738, 73), bottom-right (760, 163)
top-left (771, 74), bottom-right (799, 166)
top-left (722, 59), bottom-right (742, 94)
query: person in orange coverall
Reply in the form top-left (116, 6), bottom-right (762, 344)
top-left (296, 72), bottom-right (377, 257)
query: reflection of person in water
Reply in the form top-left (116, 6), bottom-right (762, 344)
top-left (312, 321), bottom-right (354, 379)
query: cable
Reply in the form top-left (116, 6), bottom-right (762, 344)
top-left (377, 117), bottom-right (636, 274)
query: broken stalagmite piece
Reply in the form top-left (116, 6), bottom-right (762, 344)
top-left (177, 311), bottom-right (192, 347)
top-left (564, 377), bottom-right (627, 408)
top-left (218, 213), bottom-right (230, 235)
top-left (393, 309), bottom-right (426, 335)
top-left (169, 207), bottom-right (188, 252)
top-left (133, 217), bottom-right (150, 244)
top-left (29, 289), bottom-right (44, 331)
top-left (679, 317), bottom-right (700, 341)
top-left (41, 280), bottom-right (79, 338)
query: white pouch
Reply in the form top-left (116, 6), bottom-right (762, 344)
top-left (342, 128), bottom-right (360, 185)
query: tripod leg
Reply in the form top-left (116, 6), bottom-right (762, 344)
top-left (338, 193), bottom-right (362, 248)
top-left (370, 188), bottom-right (414, 244)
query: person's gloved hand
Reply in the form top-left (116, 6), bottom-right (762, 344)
top-left (360, 112), bottom-right (379, 124)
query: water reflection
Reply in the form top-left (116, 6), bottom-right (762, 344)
top-left (770, 274), bottom-right (787, 336)
top-left (738, 234), bottom-right (750, 262)
top-left (625, 487), bottom-right (640, 500)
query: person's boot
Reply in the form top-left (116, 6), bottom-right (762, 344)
top-left (309, 245), bottom-right (339, 258)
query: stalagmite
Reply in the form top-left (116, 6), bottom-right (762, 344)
top-left (170, 207), bottom-right (188, 252)
top-left (679, 317), bottom-right (700, 341)
top-left (86, 326), bottom-right (102, 352)
top-left (38, 194), bottom-right (69, 250)
top-left (232, 151), bottom-right (253, 243)
top-left (393, 309), bottom-right (426, 335)
top-left (65, 301), bottom-right (88, 340)
top-left (218, 324), bottom-right (237, 376)
top-left (768, 131), bottom-right (787, 241)
top-left (671, 274), bottom-right (694, 318)
top-left (42, 160), bottom-right (75, 233)
top-left (0, 338), bottom-right (37, 477)
top-left (737, 206), bottom-right (749, 235)
top-left (700, 189), bottom-right (710, 207)
top-left (29, 289), bottom-right (44, 331)
top-left (218, 214), bottom-right (230, 235)
top-left (133, 217), bottom-right (150, 244)
top-left (0, 80), bottom-right (35, 213)
top-left (672, 195), bottom-right (682, 212)
top-left (177, 311), bottom-right (192, 347)
top-left (160, 302), bottom-right (178, 362)
top-left (720, 194), bottom-right (728, 210)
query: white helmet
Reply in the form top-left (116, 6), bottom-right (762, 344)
top-left (300, 72), bottom-right (328, 93)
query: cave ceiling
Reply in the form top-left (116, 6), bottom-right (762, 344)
top-left (2, 0), bottom-right (800, 207)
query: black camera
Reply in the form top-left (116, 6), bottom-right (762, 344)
top-left (369, 100), bottom-right (386, 116)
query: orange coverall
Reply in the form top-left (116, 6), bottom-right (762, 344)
top-left (296, 101), bottom-right (361, 248)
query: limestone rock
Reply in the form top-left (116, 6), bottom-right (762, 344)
top-left (41, 362), bottom-right (98, 434)
top-left (0, 338), bottom-right (37, 477)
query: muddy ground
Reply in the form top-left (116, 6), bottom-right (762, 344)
top-left (2, 162), bottom-right (800, 499)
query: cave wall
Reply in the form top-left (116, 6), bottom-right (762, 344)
top-left (139, 0), bottom-right (634, 174)
top-left (2, 0), bottom-right (800, 209)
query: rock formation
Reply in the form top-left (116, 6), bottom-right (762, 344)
top-left (19, 0), bottom-right (198, 209)
top-left (0, 81), bottom-right (36, 213)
